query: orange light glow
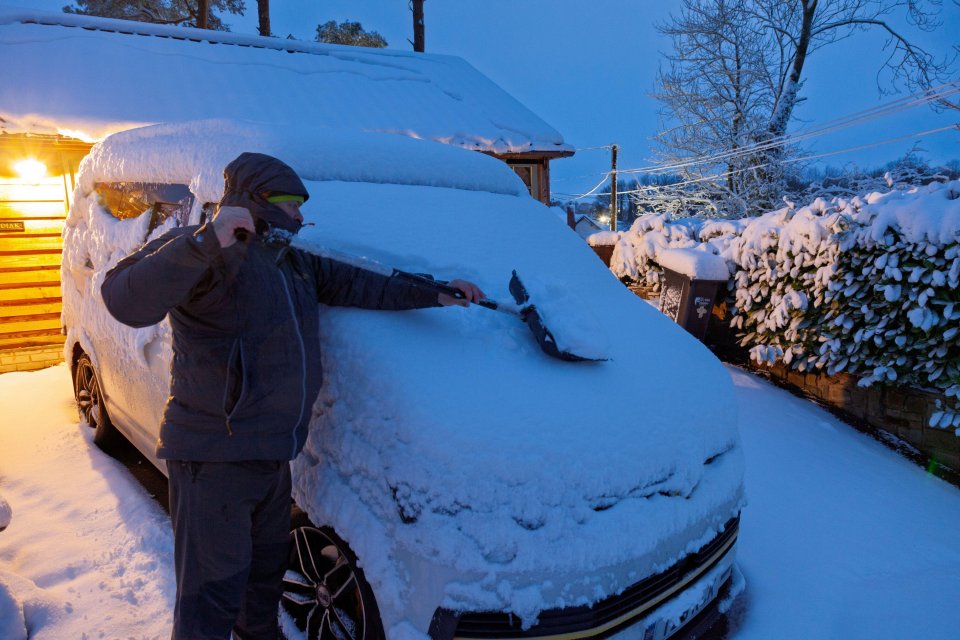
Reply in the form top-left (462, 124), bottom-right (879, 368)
top-left (13, 158), bottom-right (47, 183)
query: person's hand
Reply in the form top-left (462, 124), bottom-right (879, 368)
top-left (439, 279), bottom-right (486, 307)
top-left (211, 205), bottom-right (255, 248)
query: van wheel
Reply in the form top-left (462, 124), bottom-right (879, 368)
top-left (281, 514), bottom-right (385, 640)
top-left (73, 353), bottom-right (123, 452)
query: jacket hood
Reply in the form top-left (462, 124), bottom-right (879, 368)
top-left (219, 152), bottom-right (310, 234)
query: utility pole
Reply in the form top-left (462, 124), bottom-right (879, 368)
top-left (610, 144), bottom-right (619, 231)
top-left (197, 0), bottom-right (209, 29)
top-left (411, 0), bottom-right (425, 52)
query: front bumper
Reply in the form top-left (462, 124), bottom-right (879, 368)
top-left (429, 515), bottom-right (739, 640)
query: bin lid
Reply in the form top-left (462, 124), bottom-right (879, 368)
top-left (656, 247), bottom-right (729, 281)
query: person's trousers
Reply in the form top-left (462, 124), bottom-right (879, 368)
top-left (166, 460), bottom-right (292, 640)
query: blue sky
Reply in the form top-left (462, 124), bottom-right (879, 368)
top-left (39, 0), bottom-right (960, 197)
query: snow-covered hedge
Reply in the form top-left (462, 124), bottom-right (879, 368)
top-left (602, 214), bottom-right (743, 288)
top-left (604, 181), bottom-right (960, 433)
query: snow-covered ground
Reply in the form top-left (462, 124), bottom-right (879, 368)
top-left (725, 366), bottom-right (960, 639)
top-left (0, 365), bottom-right (173, 639)
top-left (1, 364), bottom-right (959, 639)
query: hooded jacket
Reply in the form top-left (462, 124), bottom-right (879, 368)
top-left (101, 153), bottom-right (440, 461)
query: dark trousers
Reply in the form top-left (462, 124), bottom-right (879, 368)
top-left (167, 460), bottom-right (292, 640)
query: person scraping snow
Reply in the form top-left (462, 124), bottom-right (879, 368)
top-left (101, 152), bottom-right (483, 640)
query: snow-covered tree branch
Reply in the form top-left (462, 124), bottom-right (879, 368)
top-left (651, 0), bottom-right (956, 218)
top-left (63, 0), bottom-right (244, 30)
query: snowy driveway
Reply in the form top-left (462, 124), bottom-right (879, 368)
top-left (726, 366), bottom-right (960, 639)
top-left (1, 364), bottom-right (959, 639)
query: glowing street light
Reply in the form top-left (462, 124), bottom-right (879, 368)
top-left (14, 158), bottom-right (47, 183)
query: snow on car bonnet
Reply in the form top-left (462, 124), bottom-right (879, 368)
top-left (285, 184), bottom-right (743, 625)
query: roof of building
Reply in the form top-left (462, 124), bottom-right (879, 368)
top-left (0, 6), bottom-right (572, 156)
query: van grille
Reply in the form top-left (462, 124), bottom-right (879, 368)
top-left (448, 515), bottom-right (739, 640)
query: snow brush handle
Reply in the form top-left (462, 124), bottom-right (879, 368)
top-left (391, 269), bottom-right (508, 314)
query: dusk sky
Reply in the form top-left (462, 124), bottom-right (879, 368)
top-left (34, 0), bottom-right (960, 197)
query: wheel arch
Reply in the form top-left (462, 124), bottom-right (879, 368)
top-left (65, 327), bottom-right (100, 380)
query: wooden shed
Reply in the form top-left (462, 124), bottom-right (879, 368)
top-left (0, 8), bottom-right (574, 371)
top-left (0, 134), bottom-right (91, 372)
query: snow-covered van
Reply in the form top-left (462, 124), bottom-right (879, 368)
top-left (61, 120), bottom-right (745, 640)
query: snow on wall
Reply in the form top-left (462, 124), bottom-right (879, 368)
top-left (61, 121), bottom-right (743, 636)
top-left (586, 230), bottom-right (619, 246)
top-left (0, 6), bottom-right (572, 156)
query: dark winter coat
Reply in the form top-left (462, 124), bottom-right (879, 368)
top-left (101, 153), bottom-right (440, 461)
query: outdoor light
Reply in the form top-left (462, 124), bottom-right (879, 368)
top-left (14, 158), bottom-right (47, 182)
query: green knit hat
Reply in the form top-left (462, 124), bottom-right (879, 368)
top-left (266, 193), bottom-right (305, 204)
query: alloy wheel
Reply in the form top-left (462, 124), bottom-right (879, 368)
top-left (75, 356), bottom-right (104, 428)
top-left (281, 526), bottom-right (373, 640)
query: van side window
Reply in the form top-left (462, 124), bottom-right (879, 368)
top-left (95, 182), bottom-right (195, 232)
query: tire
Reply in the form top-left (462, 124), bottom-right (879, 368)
top-left (73, 353), bottom-right (124, 452)
top-left (281, 511), bottom-right (385, 640)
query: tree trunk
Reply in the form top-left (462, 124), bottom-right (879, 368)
top-left (412, 0), bottom-right (425, 52)
top-left (257, 0), bottom-right (271, 37)
top-left (730, 44), bottom-right (743, 194)
top-left (768, 0), bottom-right (817, 138)
top-left (196, 0), bottom-right (210, 29)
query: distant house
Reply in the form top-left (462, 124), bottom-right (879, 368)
top-left (574, 215), bottom-right (604, 238)
top-left (0, 7), bottom-right (573, 371)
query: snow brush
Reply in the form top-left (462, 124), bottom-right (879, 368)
top-left (239, 227), bottom-right (604, 363)
top-left (390, 268), bottom-right (603, 362)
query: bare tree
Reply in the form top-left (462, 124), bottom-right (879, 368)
top-left (653, 0), bottom-right (956, 217)
top-left (653, 0), bottom-right (781, 216)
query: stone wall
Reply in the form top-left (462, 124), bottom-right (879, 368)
top-left (0, 345), bottom-right (63, 374)
top-left (757, 362), bottom-right (959, 473)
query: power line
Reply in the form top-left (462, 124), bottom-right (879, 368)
top-left (574, 144), bottom-right (616, 152)
top-left (552, 171), bottom-right (613, 183)
top-left (563, 173), bottom-right (612, 201)
top-left (560, 80), bottom-right (960, 188)
top-left (617, 81), bottom-right (960, 176)
top-left (785, 123), bottom-right (960, 165)
top-left (561, 123), bottom-right (959, 199)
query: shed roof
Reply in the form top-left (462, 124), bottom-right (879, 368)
top-left (0, 6), bottom-right (572, 156)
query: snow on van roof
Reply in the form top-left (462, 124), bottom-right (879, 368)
top-left (0, 6), bottom-right (572, 155)
top-left (81, 119), bottom-right (529, 202)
